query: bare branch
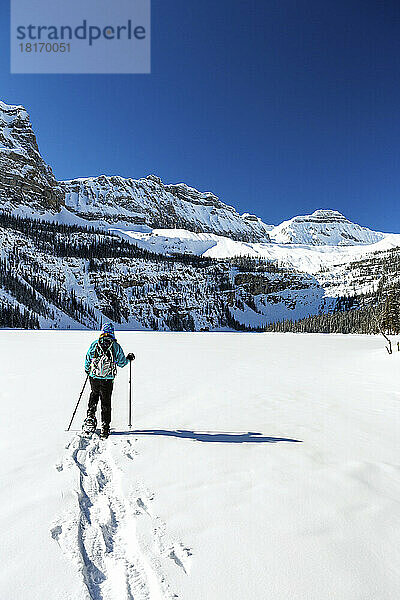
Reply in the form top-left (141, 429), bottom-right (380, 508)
top-left (373, 307), bottom-right (392, 354)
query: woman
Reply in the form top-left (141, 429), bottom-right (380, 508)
top-left (83, 322), bottom-right (134, 438)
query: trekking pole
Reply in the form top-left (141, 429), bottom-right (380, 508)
top-left (128, 359), bottom-right (133, 429)
top-left (66, 373), bottom-right (89, 431)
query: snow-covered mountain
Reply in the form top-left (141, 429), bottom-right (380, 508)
top-left (0, 100), bottom-right (389, 249)
top-left (0, 99), bottom-right (390, 249)
top-left (60, 174), bottom-right (273, 242)
top-left (0, 100), bottom-right (273, 242)
top-left (269, 209), bottom-right (385, 246)
top-left (0, 98), bottom-right (398, 331)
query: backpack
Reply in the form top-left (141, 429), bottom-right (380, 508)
top-left (90, 337), bottom-right (117, 379)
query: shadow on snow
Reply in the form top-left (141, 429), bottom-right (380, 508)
top-left (111, 430), bottom-right (302, 444)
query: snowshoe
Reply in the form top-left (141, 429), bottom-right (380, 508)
top-left (100, 424), bottom-right (110, 440)
top-left (82, 416), bottom-right (97, 435)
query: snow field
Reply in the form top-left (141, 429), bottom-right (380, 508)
top-left (0, 331), bottom-right (400, 599)
top-left (115, 225), bottom-right (400, 275)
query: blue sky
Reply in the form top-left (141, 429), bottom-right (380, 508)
top-left (1, 0), bottom-right (400, 231)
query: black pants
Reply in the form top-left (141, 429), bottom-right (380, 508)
top-left (87, 377), bottom-right (114, 427)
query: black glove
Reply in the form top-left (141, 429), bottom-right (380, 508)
top-left (126, 353), bottom-right (135, 361)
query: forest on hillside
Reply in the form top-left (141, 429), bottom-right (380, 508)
top-left (0, 213), bottom-right (399, 335)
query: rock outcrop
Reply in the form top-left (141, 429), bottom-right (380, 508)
top-left (0, 101), bottom-right (63, 211)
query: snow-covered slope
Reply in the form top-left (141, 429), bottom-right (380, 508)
top-left (0, 217), bottom-right (327, 331)
top-left (0, 101), bottom-right (62, 211)
top-left (114, 224), bottom-right (400, 274)
top-left (269, 209), bottom-right (385, 246)
top-left (2, 331), bottom-right (400, 599)
top-left (61, 174), bottom-right (273, 242)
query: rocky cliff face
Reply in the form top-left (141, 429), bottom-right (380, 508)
top-left (60, 174), bottom-right (273, 242)
top-left (0, 101), bottom-right (63, 212)
top-left (269, 209), bottom-right (384, 246)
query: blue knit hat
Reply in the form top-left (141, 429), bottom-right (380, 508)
top-left (101, 322), bottom-right (115, 339)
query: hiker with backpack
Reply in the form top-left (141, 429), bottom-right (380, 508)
top-left (83, 323), bottom-right (135, 438)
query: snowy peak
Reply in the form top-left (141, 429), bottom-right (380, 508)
top-left (61, 174), bottom-right (273, 242)
top-left (0, 100), bottom-right (31, 147)
top-left (302, 209), bottom-right (349, 223)
top-left (270, 209), bottom-right (384, 246)
top-left (0, 100), bottom-right (63, 211)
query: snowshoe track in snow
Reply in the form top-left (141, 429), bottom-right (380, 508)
top-left (52, 434), bottom-right (190, 600)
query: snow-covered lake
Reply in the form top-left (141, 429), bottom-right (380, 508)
top-left (1, 331), bottom-right (400, 599)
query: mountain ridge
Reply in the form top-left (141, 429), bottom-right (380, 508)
top-left (60, 173), bottom-right (274, 242)
top-left (0, 99), bottom-right (390, 247)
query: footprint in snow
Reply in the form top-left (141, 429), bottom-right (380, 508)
top-left (50, 524), bottom-right (62, 542)
top-left (121, 438), bottom-right (138, 461)
top-left (154, 519), bottom-right (193, 575)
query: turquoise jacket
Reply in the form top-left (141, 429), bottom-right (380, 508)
top-left (85, 339), bottom-right (129, 379)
